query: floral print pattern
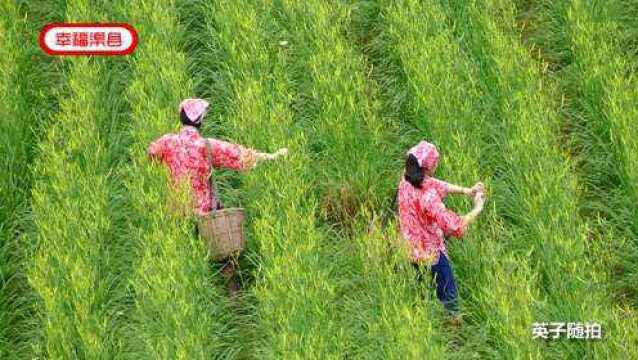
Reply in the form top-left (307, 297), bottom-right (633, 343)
top-left (397, 177), bottom-right (465, 264)
top-left (407, 141), bottom-right (439, 171)
top-left (148, 126), bottom-right (257, 215)
top-left (179, 98), bottom-right (209, 124)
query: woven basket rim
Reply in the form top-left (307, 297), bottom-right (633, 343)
top-left (213, 207), bottom-right (243, 212)
top-left (211, 208), bottom-right (244, 217)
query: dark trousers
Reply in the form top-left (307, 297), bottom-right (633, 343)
top-left (413, 251), bottom-right (459, 314)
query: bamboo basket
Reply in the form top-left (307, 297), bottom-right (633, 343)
top-left (197, 208), bottom-right (246, 261)
top-left (164, 138), bottom-right (247, 260)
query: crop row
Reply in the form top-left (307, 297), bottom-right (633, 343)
top-left (25, 0), bottom-right (134, 356)
top-left (0, 5), bottom-right (26, 358)
top-left (201, 0), bottom-right (351, 356)
top-left (566, 0), bottom-right (638, 311)
top-left (526, 0), bottom-right (638, 308)
top-left (0, 1), bottom-right (68, 357)
top-left (374, 0), bottom-right (543, 356)
top-left (119, 0), bottom-right (233, 357)
top-left (277, 0), bottom-right (456, 356)
top-left (438, 0), bottom-right (636, 356)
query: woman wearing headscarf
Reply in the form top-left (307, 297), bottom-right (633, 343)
top-left (148, 98), bottom-right (288, 296)
top-left (397, 141), bottom-right (485, 325)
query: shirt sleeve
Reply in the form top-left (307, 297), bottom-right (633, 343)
top-left (419, 190), bottom-right (465, 238)
top-left (433, 179), bottom-right (449, 198)
top-left (207, 138), bottom-right (257, 171)
top-left (148, 135), bottom-right (169, 161)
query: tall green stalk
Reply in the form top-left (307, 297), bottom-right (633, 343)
top-left (0, 1), bottom-right (67, 357)
top-left (120, 0), bottom-right (233, 357)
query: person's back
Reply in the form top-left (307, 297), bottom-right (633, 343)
top-left (149, 124), bottom-right (254, 214)
top-left (398, 176), bottom-right (461, 264)
top-left (151, 127), bottom-right (208, 179)
top-left (147, 98), bottom-right (289, 298)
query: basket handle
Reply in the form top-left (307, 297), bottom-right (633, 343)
top-left (204, 139), bottom-right (219, 215)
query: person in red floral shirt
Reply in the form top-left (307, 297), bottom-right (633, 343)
top-left (397, 141), bottom-right (485, 324)
top-left (148, 98), bottom-right (287, 296)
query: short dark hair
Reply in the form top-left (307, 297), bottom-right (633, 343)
top-left (180, 108), bottom-right (202, 129)
top-left (404, 153), bottom-right (424, 188)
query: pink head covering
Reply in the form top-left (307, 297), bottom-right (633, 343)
top-left (179, 98), bottom-right (210, 124)
top-left (407, 141), bottom-right (440, 171)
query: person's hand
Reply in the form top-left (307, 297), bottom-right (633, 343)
top-left (461, 189), bottom-right (486, 228)
top-left (471, 182), bottom-right (485, 196)
top-left (275, 148), bottom-right (288, 158)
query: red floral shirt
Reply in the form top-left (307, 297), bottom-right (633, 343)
top-left (397, 177), bottom-right (465, 264)
top-left (148, 126), bottom-right (257, 215)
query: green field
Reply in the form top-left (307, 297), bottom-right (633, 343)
top-left (1, 0), bottom-right (636, 358)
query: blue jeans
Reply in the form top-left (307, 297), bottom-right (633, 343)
top-left (413, 251), bottom-right (459, 314)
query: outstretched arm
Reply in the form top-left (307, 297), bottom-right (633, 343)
top-left (255, 148), bottom-right (289, 162)
top-left (419, 189), bottom-right (486, 239)
top-left (446, 183), bottom-right (473, 196)
top-left (208, 138), bottom-right (287, 171)
top-left (447, 181), bottom-right (485, 197)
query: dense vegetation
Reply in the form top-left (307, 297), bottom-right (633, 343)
top-left (1, 0), bottom-right (635, 357)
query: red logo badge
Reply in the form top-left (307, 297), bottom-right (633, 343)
top-left (39, 23), bottom-right (138, 56)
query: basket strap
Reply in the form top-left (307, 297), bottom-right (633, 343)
top-left (204, 139), bottom-right (219, 214)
